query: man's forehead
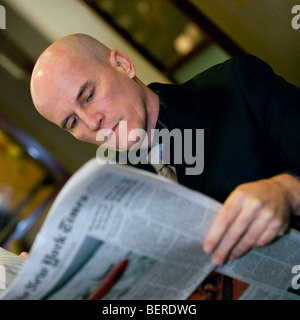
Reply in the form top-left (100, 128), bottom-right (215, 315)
top-left (37, 48), bottom-right (86, 92)
top-left (33, 67), bottom-right (79, 124)
top-left (32, 41), bottom-right (106, 124)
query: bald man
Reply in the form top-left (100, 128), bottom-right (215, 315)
top-left (31, 34), bottom-right (300, 265)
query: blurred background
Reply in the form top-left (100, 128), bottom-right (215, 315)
top-left (0, 0), bottom-right (299, 253)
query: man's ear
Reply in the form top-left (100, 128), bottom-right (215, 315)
top-left (109, 50), bottom-right (136, 79)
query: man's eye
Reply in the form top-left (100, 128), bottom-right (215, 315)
top-left (86, 88), bottom-right (95, 102)
top-left (71, 115), bottom-right (78, 129)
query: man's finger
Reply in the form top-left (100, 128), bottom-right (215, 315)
top-left (209, 202), bottom-right (261, 264)
top-left (203, 191), bottom-right (244, 254)
top-left (19, 252), bottom-right (29, 259)
top-left (228, 213), bottom-right (269, 260)
top-left (253, 215), bottom-right (288, 248)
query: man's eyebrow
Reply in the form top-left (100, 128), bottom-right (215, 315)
top-left (59, 81), bottom-right (92, 129)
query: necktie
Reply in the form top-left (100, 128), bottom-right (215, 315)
top-left (147, 142), bottom-right (178, 183)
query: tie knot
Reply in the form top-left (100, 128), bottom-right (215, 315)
top-left (156, 165), bottom-right (178, 183)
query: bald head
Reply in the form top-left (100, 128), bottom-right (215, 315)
top-left (30, 34), bottom-right (111, 119)
top-left (29, 33), bottom-right (159, 149)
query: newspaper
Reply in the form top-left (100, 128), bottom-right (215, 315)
top-left (0, 247), bottom-right (23, 291)
top-left (216, 229), bottom-right (300, 300)
top-left (0, 158), bottom-right (299, 300)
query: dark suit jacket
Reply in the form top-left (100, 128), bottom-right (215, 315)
top-left (145, 54), bottom-right (300, 205)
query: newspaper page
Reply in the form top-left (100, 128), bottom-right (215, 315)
top-left (1, 158), bottom-right (221, 300)
top-left (216, 229), bottom-right (300, 300)
top-left (0, 247), bottom-right (23, 292)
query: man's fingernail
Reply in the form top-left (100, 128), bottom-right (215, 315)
top-left (212, 255), bottom-right (222, 265)
top-left (203, 244), bottom-right (212, 253)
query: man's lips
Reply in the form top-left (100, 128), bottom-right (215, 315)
top-left (96, 122), bottom-right (120, 143)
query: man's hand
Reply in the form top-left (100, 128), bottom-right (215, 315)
top-left (203, 174), bottom-right (300, 265)
top-left (19, 252), bottom-right (29, 259)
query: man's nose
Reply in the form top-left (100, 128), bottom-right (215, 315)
top-left (77, 109), bottom-right (103, 131)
